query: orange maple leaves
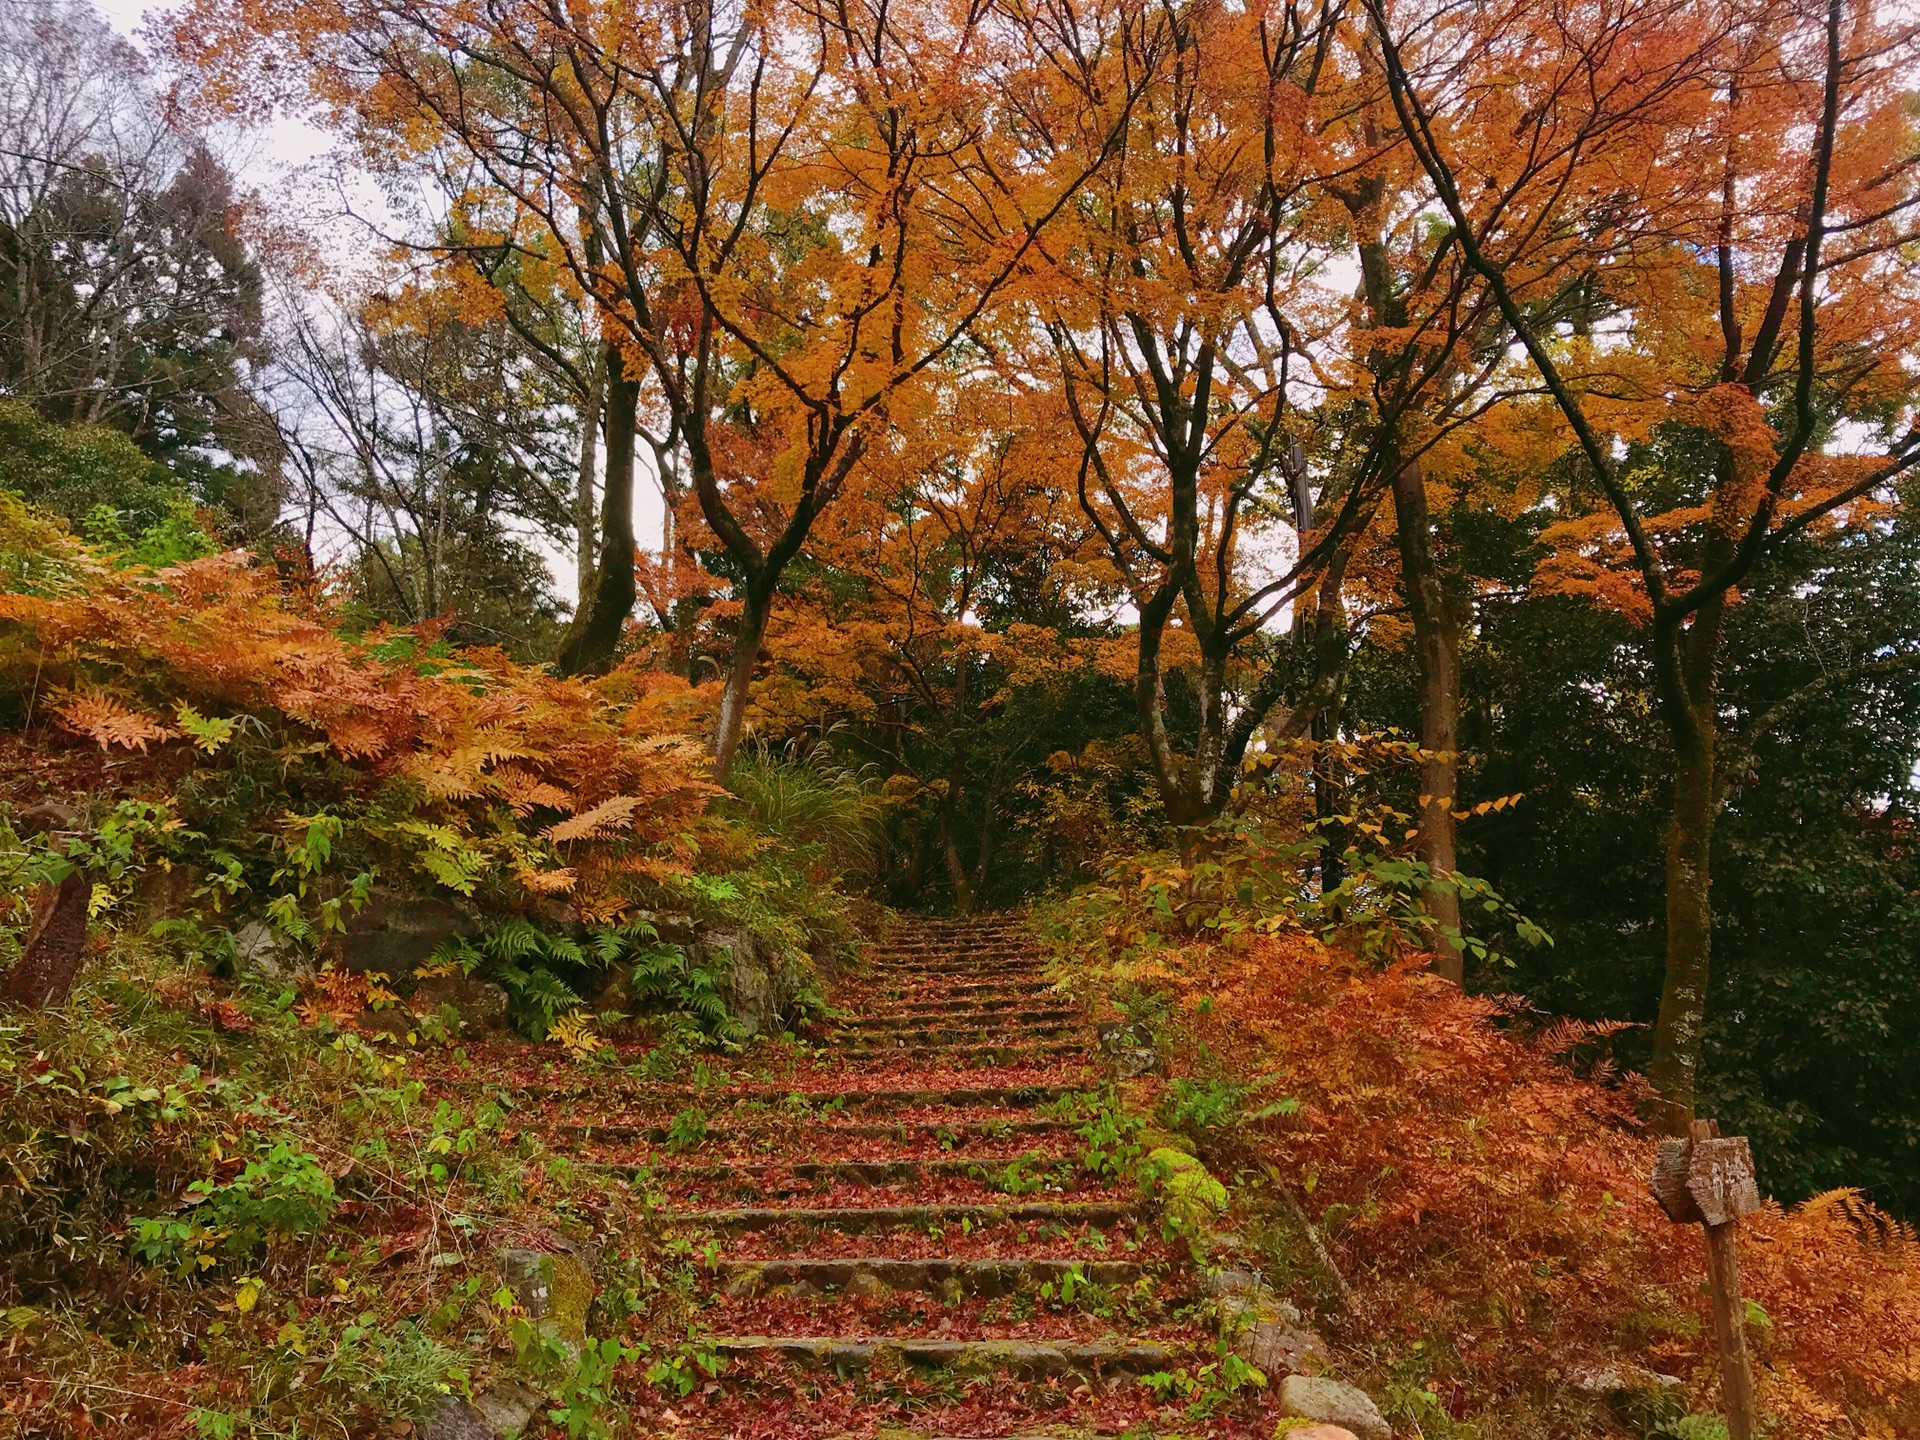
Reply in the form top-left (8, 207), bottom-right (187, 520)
top-left (1128, 930), bottom-right (1920, 1430)
top-left (0, 517), bottom-right (719, 917)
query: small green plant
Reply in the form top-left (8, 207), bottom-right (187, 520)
top-left (644, 1337), bottom-right (727, 1398)
top-left (551, 1336), bottom-right (643, 1439)
top-left (436, 917), bottom-right (746, 1046)
top-left (1157, 1067), bottom-right (1297, 1136)
top-left (1037, 1262), bottom-right (1114, 1316)
top-left (666, 1105), bottom-right (710, 1152)
top-left (992, 1157), bottom-right (1047, 1196)
top-left (1655, 1419), bottom-right (1732, 1440)
top-left (1077, 1103), bottom-right (1145, 1180)
top-left (131, 1139), bottom-right (336, 1274)
top-left (1139, 1351), bottom-right (1267, 1419)
top-left (320, 1316), bottom-right (471, 1423)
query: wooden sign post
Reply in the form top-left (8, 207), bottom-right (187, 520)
top-left (1648, 1119), bottom-right (1762, 1440)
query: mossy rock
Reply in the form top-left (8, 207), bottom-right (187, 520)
top-left (499, 1248), bottom-right (593, 1359)
top-left (1147, 1146), bottom-right (1227, 1231)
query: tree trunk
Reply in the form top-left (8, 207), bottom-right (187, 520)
top-left (556, 342), bottom-right (638, 677)
top-left (1390, 458), bottom-right (1464, 981)
top-left (942, 808), bottom-right (973, 916)
top-left (1, 869), bottom-right (90, 1009)
top-left (1313, 709), bottom-right (1345, 900)
top-left (574, 358), bottom-right (603, 613)
top-left (974, 790), bottom-right (996, 900)
top-left (1647, 515), bottom-right (1732, 1135)
top-left (1649, 716), bottom-right (1716, 1135)
top-left (710, 589), bottom-right (769, 783)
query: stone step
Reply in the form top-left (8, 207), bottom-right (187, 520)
top-left (859, 997), bottom-right (1062, 1018)
top-left (549, 1118), bottom-right (1075, 1145)
top-left (860, 985), bottom-right (1061, 1008)
top-left (708, 1335), bottom-right (1177, 1379)
top-left (833, 1040), bottom-right (1086, 1066)
top-left (869, 950), bottom-right (1039, 963)
top-left (716, 1256), bottom-right (1146, 1298)
top-left (635, 1155), bottom-right (1081, 1187)
top-left (848, 1006), bottom-right (1075, 1029)
top-left (668, 1200), bottom-right (1133, 1233)
top-left (849, 1006), bottom-right (1078, 1027)
top-left (860, 990), bottom-right (1059, 1013)
top-left (868, 959), bottom-right (1044, 974)
top-left (513, 1083), bottom-right (1082, 1111)
top-left (830, 1022), bottom-right (1082, 1045)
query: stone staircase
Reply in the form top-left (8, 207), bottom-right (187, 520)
top-left (667, 916), bottom-right (1198, 1388)
top-left (424, 913), bottom-right (1396, 1437)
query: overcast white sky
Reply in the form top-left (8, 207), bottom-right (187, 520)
top-left (90, 0), bottom-right (666, 603)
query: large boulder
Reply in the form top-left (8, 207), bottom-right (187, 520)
top-left (698, 928), bottom-right (813, 1037)
top-left (340, 891), bottom-right (481, 976)
top-left (1277, 1376), bottom-right (1390, 1440)
top-left (410, 975), bottom-right (511, 1033)
top-left (420, 1381), bottom-right (541, 1440)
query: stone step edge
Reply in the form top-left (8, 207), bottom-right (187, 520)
top-left (707, 1335), bottom-right (1178, 1378)
top-left (831, 1043), bottom-right (1086, 1063)
top-left (665, 1200), bottom-right (1133, 1232)
top-left (503, 1083), bottom-right (1086, 1107)
top-left (847, 1009), bottom-right (1081, 1027)
top-left (830, 1023), bottom-right (1082, 1040)
top-left (595, 1156), bottom-right (1088, 1183)
top-left (547, 1118), bottom-right (1075, 1142)
top-left (715, 1256), bottom-right (1149, 1297)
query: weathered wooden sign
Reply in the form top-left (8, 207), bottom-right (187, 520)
top-left (1650, 1132), bottom-right (1761, 1226)
top-left (1688, 1136), bottom-right (1762, 1227)
top-left (1647, 1120), bottom-right (1761, 1440)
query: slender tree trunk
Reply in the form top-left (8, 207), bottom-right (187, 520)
top-left (574, 359), bottom-right (602, 613)
top-left (710, 589), bottom-right (769, 783)
top-left (1313, 709), bottom-right (1345, 900)
top-left (556, 343), bottom-right (638, 677)
top-left (1135, 586), bottom-right (1208, 827)
top-left (1390, 459), bottom-right (1464, 981)
top-left (1, 869), bottom-right (90, 1009)
top-left (942, 809), bottom-right (973, 916)
top-left (974, 791), bottom-right (996, 899)
top-left (1192, 647), bottom-right (1230, 817)
top-left (1650, 718), bottom-right (1716, 1134)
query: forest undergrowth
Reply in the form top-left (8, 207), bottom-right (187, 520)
top-left (1035, 811), bottom-right (1920, 1438)
top-left (3, 507), bottom-right (1919, 1440)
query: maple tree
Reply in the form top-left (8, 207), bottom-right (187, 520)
top-left (737, 368), bottom-right (1119, 909)
top-left (991, 0), bottom-right (1548, 904)
top-left (992, 0), bottom-right (1361, 828)
top-left (173, 0), bottom-right (1148, 779)
top-left (1368, 0), bottom-right (1920, 1127)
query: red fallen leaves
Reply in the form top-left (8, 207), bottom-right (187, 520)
top-left (578, 1139), bottom-right (1083, 1171)
top-left (331, 1200), bottom-right (435, 1263)
top-left (700, 1289), bottom-right (1205, 1343)
top-left (195, 997), bottom-right (254, 1032)
top-left (411, 1044), bottom-right (1091, 1098)
top-left (718, 1218), bottom-right (1176, 1262)
top-left (636, 1353), bottom-right (1279, 1438)
top-left (652, 1172), bottom-right (1127, 1210)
